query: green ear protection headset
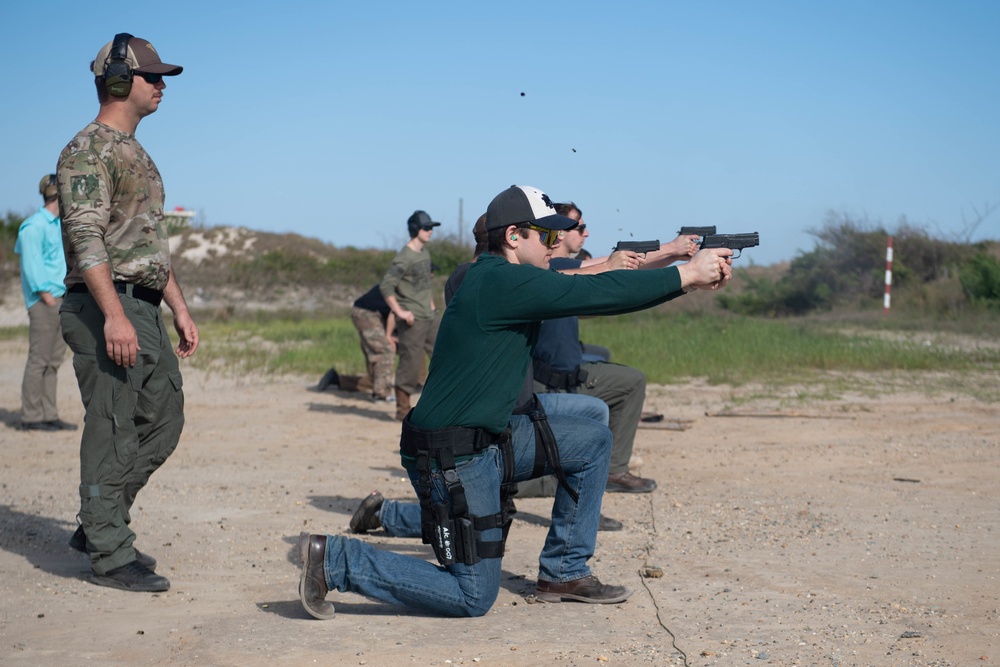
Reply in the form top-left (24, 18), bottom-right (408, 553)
top-left (103, 32), bottom-right (135, 98)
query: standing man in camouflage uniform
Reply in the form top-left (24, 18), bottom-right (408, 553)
top-left (380, 211), bottom-right (440, 420)
top-left (57, 33), bottom-right (198, 592)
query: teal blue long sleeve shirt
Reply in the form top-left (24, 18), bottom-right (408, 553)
top-left (15, 207), bottom-right (67, 309)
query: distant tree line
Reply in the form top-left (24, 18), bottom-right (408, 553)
top-left (4, 208), bottom-right (998, 316)
top-left (226, 232), bottom-right (474, 291)
top-left (718, 212), bottom-right (1000, 316)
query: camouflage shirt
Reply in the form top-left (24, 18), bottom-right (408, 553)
top-left (57, 122), bottom-right (171, 291)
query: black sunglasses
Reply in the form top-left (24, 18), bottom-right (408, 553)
top-left (420, 225), bottom-right (436, 232)
top-left (136, 72), bottom-right (163, 85)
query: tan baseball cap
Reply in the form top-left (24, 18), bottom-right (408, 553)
top-left (91, 36), bottom-right (183, 76)
top-left (38, 174), bottom-right (57, 199)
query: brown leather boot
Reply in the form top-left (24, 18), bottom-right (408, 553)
top-left (534, 575), bottom-right (632, 604)
top-left (394, 387), bottom-right (411, 421)
top-left (298, 532), bottom-right (334, 619)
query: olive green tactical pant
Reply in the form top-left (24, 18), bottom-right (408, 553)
top-left (61, 291), bottom-right (184, 575)
top-left (394, 316), bottom-right (438, 395)
top-left (534, 361), bottom-right (646, 476)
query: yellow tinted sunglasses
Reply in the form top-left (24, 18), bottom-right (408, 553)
top-left (527, 224), bottom-right (564, 249)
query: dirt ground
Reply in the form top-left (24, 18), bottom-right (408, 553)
top-left (1, 333), bottom-right (998, 667)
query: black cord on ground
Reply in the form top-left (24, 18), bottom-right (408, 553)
top-left (640, 493), bottom-right (690, 667)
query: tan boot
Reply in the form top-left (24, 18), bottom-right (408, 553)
top-left (394, 387), bottom-right (411, 421)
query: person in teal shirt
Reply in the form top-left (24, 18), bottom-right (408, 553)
top-left (15, 175), bottom-right (74, 432)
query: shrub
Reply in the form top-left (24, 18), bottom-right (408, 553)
top-left (960, 250), bottom-right (1000, 307)
top-left (426, 236), bottom-right (474, 277)
top-left (1, 209), bottom-right (27, 263)
top-left (720, 212), bottom-right (985, 316)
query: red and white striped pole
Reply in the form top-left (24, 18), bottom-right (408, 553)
top-left (884, 236), bottom-right (893, 315)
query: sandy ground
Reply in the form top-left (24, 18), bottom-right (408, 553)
top-left (1, 334), bottom-right (998, 667)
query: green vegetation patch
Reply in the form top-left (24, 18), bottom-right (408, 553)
top-left (187, 311), bottom-right (999, 398)
top-left (577, 311), bottom-right (998, 385)
top-left (190, 316), bottom-right (365, 377)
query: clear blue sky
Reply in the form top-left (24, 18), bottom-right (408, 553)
top-left (2, 1), bottom-right (998, 266)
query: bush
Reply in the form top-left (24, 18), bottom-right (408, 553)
top-left (229, 247), bottom-right (396, 290)
top-left (720, 212), bottom-right (985, 316)
top-left (426, 235), bottom-right (474, 277)
top-left (1, 209), bottom-right (27, 263)
top-left (960, 250), bottom-right (1000, 307)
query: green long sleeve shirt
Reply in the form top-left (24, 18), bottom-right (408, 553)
top-left (411, 253), bottom-right (684, 434)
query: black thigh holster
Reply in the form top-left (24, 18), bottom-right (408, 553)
top-left (400, 412), bottom-right (516, 566)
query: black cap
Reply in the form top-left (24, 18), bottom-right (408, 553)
top-left (407, 210), bottom-right (441, 237)
top-left (485, 185), bottom-right (578, 232)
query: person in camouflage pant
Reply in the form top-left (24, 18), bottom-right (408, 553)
top-left (350, 284), bottom-right (396, 400)
top-left (56, 33), bottom-right (198, 593)
top-left (317, 284), bottom-right (397, 399)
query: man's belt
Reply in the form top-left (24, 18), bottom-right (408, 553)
top-left (532, 358), bottom-right (588, 391)
top-left (68, 281), bottom-right (163, 307)
top-left (400, 416), bottom-right (506, 461)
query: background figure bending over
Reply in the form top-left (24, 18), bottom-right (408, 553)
top-left (317, 284), bottom-right (396, 402)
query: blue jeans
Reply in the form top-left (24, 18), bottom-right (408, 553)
top-left (380, 392), bottom-right (609, 537)
top-left (537, 391), bottom-right (609, 426)
top-left (322, 411), bottom-right (612, 617)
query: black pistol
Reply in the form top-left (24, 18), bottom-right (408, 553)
top-left (678, 226), bottom-right (717, 238)
top-left (700, 232), bottom-right (759, 258)
top-left (614, 240), bottom-right (660, 254)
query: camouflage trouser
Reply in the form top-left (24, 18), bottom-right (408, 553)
top-left (60, 290), bottom-right (185, 575)
top-left (351, 306), bottom-right (394, 399)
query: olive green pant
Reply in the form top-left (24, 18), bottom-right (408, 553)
top-left (21, 298), bottom-right (67, 423)
top-left (61, 291), bottom-right (185, 575)
top-left (394, 316), bottom-right (438, 395)
top-left (534, 361), bottom-right (646, 476)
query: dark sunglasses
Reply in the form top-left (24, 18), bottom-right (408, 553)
top-left (136, 72), bottom-right (163, 85)
top-left (573, 224), bottom-right (587, 233)
top-left (420, 225), bottom-right (435, 232)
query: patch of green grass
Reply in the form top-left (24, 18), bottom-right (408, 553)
top-left (0, 325), bottom-right (27, 341)
top-left (183, 310), bottom-right (1000, 405)
top-left (190, 317), bottom-right (366, 377)
top-left (578, 311), bottom-right (999, 385)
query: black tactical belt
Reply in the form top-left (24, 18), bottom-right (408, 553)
top-left (532, 359), bottom-right (588, 391)
top-left (68, 281), bottom-right (163, 307)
